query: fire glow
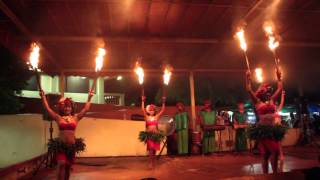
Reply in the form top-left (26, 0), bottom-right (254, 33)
top-left (235, 28), bottom-right (247, 52)
top-left (29, 43), bottom-right (40, 70)
top-left (95, 48), bottom-right (106, 72)
top-left (263, 24), bottom-right (279, 51)
top-left (134, 61), bottom-right (144, 85)
top-left (163, 66), bottom-right (172, 86)
top-left (255, 68), bottom-right (263, 83)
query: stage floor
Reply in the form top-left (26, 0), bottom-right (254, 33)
top-left (26, 147), bottom-right (319, 180)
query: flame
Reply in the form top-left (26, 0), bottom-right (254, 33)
top-left (264, 24), bottom-right (279, 51)
top-left (255, 68), bottom-right (263, 83)
top-left (95, 48), bottom-right (106, 72)
top-left (29, 43), bottom-right (40, 69)
top-left (163, 66), bottom-right (172, 85)
top-left (235, 28), bottom-right (247, 52)
top-left (134, 61), bottom-right (144, 85)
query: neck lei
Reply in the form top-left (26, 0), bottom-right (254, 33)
top-left (62, 115), bottom-right (72, 123)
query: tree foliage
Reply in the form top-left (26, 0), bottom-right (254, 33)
top-left (0, 46), bottom-right (32, 114)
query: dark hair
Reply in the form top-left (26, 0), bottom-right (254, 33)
top-left (57, 98), bottom-right (75, 116)
top-left (255, 84), bottom-right (273, 102)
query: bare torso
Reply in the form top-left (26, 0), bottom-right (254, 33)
top-left (57, 115), bottom-right (78, 145)
top-left (146, 116), bottom-right (158, 133)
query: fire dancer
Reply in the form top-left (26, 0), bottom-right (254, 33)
top-left (246, 69), bottom-right (287, 174)
top-left (39, 89), bottom-right (94, 180)
top-left (139, 96), bottom-right (166, 168)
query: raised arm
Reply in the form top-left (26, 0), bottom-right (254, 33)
top-left (277, 90), bottom-right (285, 112)
top-left (157, 97), bottom-right (166, 118)
top-left (246, 70), bottom-right (259, 103)
top-left (141, 96), bottom-right (147, 117)
top-left (271, 68), bottom-right (283, 100)
top-left (76, 90), bottom-right (94, 120)
top-left (39, 90), bottom-right (60, 121)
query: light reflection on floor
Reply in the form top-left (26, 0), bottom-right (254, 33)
top-left (26, 149), bottom-right (319, 180)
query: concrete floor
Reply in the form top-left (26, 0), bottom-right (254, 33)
top-left (26, 147), bottom-right (320, 180)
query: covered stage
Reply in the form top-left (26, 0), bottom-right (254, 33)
top-left (1, 0), bottom-right (320, 179)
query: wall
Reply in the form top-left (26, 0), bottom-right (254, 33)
top-left (0, 114), bottom-right (58, 168)
top-left (0, 114), bottom-right (300, 169)
top-left (0, 114), bottom-right (157, 168)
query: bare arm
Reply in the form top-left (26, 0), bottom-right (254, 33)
top-left (156, 97), bottom-right (166, 118)
top-left (277, 90), bottom-right (285, 112)
top-left (246, 71), bottom-right (259, 103)
top-left (271, 69), bottom-right (283, 100)
top-left (141, 96), bottom-right (147, 117)
top-left (76, 90), bottom-right (94, 120)
top-left (39, 90), bottom-right (60, 122)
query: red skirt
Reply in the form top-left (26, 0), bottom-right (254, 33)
top-left (147, 139), bottom-right (160, 151)
top-left (56, 152), bottom-right (75, 165)
top-left (258, 139), bottom-right (280, 155)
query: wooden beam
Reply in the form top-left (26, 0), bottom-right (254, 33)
top-left (0, 0), bottom-right (63, 72)
top-left (63, 68), bottom-right (246, 74)
top-left (242, 0), bottom-right (264, 21)
top-left (28, 36), bottom-right (320, 47)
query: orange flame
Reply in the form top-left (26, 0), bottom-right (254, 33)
top-left (264, 24), bottom-right (279, 51)
top-left (95, 48), bottom-right (106, 72)
top-left (134, 61), bottom-right (144, 85)
top-left (255, 68), bottom-right (263, 83)
top-left (29, 43), bottom-right (40, 69)
top-left (163, 65), bottom-right (173, 85)
top-left (235, 28), bottom-right (247, 52)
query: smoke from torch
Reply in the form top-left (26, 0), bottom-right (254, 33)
top-left (95, 48), bottom-right (106, 72)
top-left (255, 68), bottom-right (263, 83)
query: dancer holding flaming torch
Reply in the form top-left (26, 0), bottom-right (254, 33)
top-left (246, 64), bottom-right (287, 174)
top-left (137, 62), bottom-right (169, 168)
top-left (35, 46), bottom-right (105, 180)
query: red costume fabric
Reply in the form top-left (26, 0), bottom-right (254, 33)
top-left (146, 119), bottom-right (160, 151)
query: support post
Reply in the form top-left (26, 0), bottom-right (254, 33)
top-left (59, 73), bottom-right (65, 97)
top-left (189, 71), bottom-right (196, 130)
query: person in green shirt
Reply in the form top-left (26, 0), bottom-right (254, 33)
top-left (199, 100), bottom-right (220, 154)
top-left (174, 102), bottom-right (189, 155)
top-left (233, 102), bottom-right (248, 152)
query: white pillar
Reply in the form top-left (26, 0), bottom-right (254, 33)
top-left (96, 77), bottom-right (105, 104)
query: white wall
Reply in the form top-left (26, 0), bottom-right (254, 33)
top-left (0, 114), bottom-right (301, 169)
top-left (0, 114), bottom-right (157, 168)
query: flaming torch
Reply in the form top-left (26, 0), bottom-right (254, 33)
top-left (134, 61), bottom-right (145, 96)
top-left (91, 48), bottom-right (106, 92)
top-left (263, 22), bottom-right (280, 69)
top-left (235, 28), bottom-right (251, 72)
top-left (162, 65), bottom-right (173, 97)
top-left (28, 43), bottom-right (42, 90)
top-left (255, 68), bottom-right (264, 83)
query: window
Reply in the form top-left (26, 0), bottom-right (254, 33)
top-left (105, 95), bottom-right (120, 105)
top-left (65, 76), bottom-right (89, 93)
top-left (25, 75), bottom-right (38, 91)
